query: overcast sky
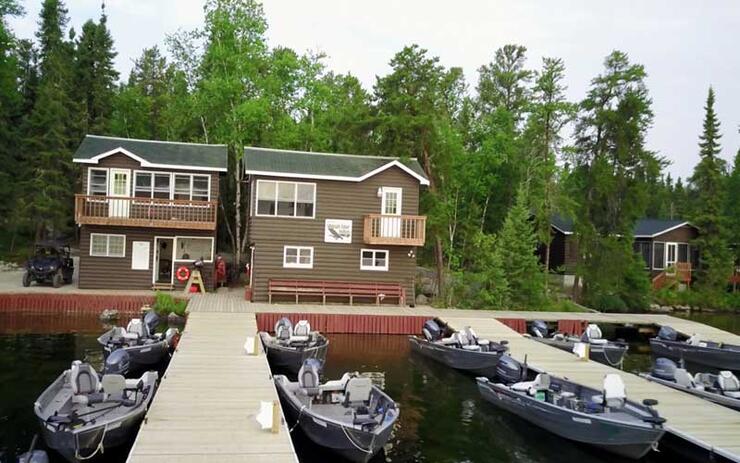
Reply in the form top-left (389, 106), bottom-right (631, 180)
top-left (10, 0), bottom-right (740, 180)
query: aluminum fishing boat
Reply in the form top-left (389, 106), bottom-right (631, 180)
top-left (34, 361), bottom-right (157, 462)
top-left (260, 318), bottom-right (329, 375)
top-left (274, 359), bottom-right (399, 463)
top-left (529, 320), bottom-right (628, 368)
top-left (649, 325), bottom-right (740, 371)
top-left (408, 318), bottom-right (508, 377)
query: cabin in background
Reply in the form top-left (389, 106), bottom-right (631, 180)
top-left (73, 135), bottom-right (227, 290)
top-left (244, 147), bottom-right (429, 304)
top-left (544, 214), bottom-right (699, 289)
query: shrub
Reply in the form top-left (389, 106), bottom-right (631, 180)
top-left (153, 291), bottom-right (188, 317)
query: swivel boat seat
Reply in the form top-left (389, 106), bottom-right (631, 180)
top-left (717, 371), bottom-right (740, 398)
top-left (298, 359), bottom-right (321, 399)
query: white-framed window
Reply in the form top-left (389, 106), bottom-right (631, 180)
top-left (134, 171), bottom-right (210, 201)
top-left (256, 180), bottom-right (315, 218)
top-left (283, 246), bottom-right (314, 269)
top-left (87, 168), bottom-right (108, 196)
top-left (360, 249), bottom-right (389, 271)
top-left (381, 187), bottom-right (402, 215)
top-left (174, 236), bottom-right (214, 262)
top-left (90, 233), bottom-right (126, 257)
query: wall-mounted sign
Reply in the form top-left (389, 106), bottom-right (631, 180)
top-left (131, 241), bottom-right (150, 270)
top-left (324, 219), bottom-right (352, 243)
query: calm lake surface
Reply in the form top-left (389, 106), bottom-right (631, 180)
top-left (0, 309), bottom-right (735, 462)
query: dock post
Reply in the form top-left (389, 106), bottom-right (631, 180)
top-left (271, 400), bottom-right (280, 434)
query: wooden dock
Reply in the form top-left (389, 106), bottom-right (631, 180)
top-left (126, 295), bottom-right (297, 463)
top-left (439, 315), bottom-right (740, 462)
top-left (128, 292), bottom-right (739, 462)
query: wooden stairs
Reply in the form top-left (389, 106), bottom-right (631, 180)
top-left (152, 283), bottom-right (174, 291)
top-left (652, 262), bottom-right (692, 290)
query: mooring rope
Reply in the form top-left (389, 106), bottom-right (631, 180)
top-left (341, 424), bottom-right (374, 455)
top-left (288, 405), bottom-right (306, 433)
top-left (74, 423), bottom-right (108, 461)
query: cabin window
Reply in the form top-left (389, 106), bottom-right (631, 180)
top-left (283, 246), bottom-right (314, 269)
top-left (153, 174), bottom-right (171, 199)
top-left (134, 172), bottom-right (152, 198)
top-left (174, 237), bottom-right (214, 262)
top-left (90, 233), bottom-right (126, 258)
top-left (633, 241), bottom-right (651, 269)
top-left (174, 174), bottom-right (210, 202)
top-left (678, 243), bottom-right (689, 263)
top-left (134, 172), bottom-right (171, 199)
top-left (174, 174), bottom-right (191, 200)
top-left (256, 180), bottom-right (316, 218)
top-left (360, 249), bottom-right (389, 271)
top-left (192, 176), bottom-right (210, 201)
top-left (135, 172), bottom-right (210, 202)
top-left (88, 168), bottom-right (108, 196)
top-left (653, 242), bottom-right (665, 270)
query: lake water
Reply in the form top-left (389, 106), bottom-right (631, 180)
top-left (0, 309), bottom-right (735, 463)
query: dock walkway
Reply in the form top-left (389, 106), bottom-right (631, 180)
top-left (126, 295), bottom-right (297, 463)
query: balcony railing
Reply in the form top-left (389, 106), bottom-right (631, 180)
top-left (75, 194), bottom-right (217, 230)
top-left (363, 214), bottom-right (426, 246)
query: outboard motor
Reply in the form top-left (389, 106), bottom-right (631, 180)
top-left (530, 320), bottom-right (548, 338)
top-left (495, 355), bottom-right (525, 384)
top-left (143, 310), bottom-right (160, 337)
top-left (652, 357), bottom-right (677, 381)
top-left (104, 348), bottom-right (131, 376)
top-left (657, 325), bottom-right (678, 341)
top-left (17, 450), bottom-right (49, 463)
top-left (165, 327), bottom-right (180, 350)
top-left (422, 319), bottom-right (442, 342)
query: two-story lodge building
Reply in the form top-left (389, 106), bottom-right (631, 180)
top-left (73, 135), bottom-right (227, 290)
top-left (244, 147), bottom-right (429, 303)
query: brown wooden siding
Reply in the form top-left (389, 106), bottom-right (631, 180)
top-left (247, 166), bottom-right (421, 302)
top-left (650, 225), bottom-right (698, 243)
top-left (81, 152), bottom-right (220, 201)
top-left (79, 225), bottom-right (215, 290)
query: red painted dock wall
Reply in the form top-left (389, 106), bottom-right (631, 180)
top-left (256, 312), bottom-right (428, 335)
top-left (0, 293), bottom-right (157, 316)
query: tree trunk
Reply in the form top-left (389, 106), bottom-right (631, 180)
top-left (233, 156), bottom-right (242, 267)
top-left (434, 237), bottom-right (444, 299)
top-left (543, 242), bottom-right (551, 295)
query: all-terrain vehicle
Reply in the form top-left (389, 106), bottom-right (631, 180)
top-left (23, 242), bottom-right (74, 288)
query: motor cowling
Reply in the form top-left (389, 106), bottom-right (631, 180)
top-left (530, 320), bottom-right (548, 338)
top-left (104, 349), bottom-right (131, 376)
top-left (422, 319), bottom-right (441, 342)
top-left (657, 325), bottom-right (677, 341)
top-left (652, 357), bottom-right (677, 381)
top-left (495, 355), bottom-right (524, 384)
top-left (165, 328), bottom-right (180, 350)
top-left (143, 310), bottom-right (160, 337)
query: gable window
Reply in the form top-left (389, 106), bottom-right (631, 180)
top-left (256, 180), bottom-right (315, 218)
top-left (283, 246), bottom-right (313, 269)
top-left (360, 249), bottom-right (389, 271)
top-left (174, 237), bottom-right (214, 262)
top-left (88, 168), bottom-right (108, 196)
top-left (90, 233), bottom-right (126, 257)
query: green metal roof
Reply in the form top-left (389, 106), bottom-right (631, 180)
top-left (550, 214), bottom-right (693, 237)
top-left (73, 135), bottom-right (228, 172)
top-left (243, 147), bottom-right (429, 185)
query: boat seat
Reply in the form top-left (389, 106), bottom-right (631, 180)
top-left (345, 377), bottom-right (372, 404)
top-left (553, 333), bottom-right (565, 341)
top-left (293, 320), bottom-right (311, 338)
top-left (583, 324), bottom-right (603, 341)
top-left (126, 319), bottom-right (145, 338)
top-left (320, 373), bottom-right (351, 393)
top-left (453, 331), bottom-right (470, 346)
top-left (512, 373), bottom-right (550, 395)
top-left (674, 369), bottom-right (696, 388)
top-left (462, 345), bottom-right (481, 351)
top-left (70, 361), bottom-right (100, 395)
top-left (298, 360), bottom-right (321, 397)
top-left (102, 374), bottom-right (126, 401)
top-left (602, 374), bottom-right (626, 408)
top-left (717, 371), bottom-right (740, 397)
top-left (462, 326), bottom-right (479, 345)
top-left (687, 334), bottom-right (701, 346)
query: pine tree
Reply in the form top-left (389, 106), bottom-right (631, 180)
top-left (690, 87), bottom-right (732, 290)
top-left (496, 185), bottom-right (546, 308)
top-left (20, 0), bottom-right (77, 239)
top-left (75, 5), bottom-right (118, 133)
top-left (726, 147), bottom-right (740, 264)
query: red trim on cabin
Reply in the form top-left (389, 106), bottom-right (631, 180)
top-left (0, 294), bottom-right (158, 316)
top-left (557, 319), bottom-right (588, 336)
top-left (496, 318), bottom-right (527, 334)
top-left (255, 312), bottom-right (428, 335)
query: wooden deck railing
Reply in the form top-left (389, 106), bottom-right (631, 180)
top-left (75, 194), bottom-right (217, 230)
top-left (363, 214), bottom-right (426, 246)
top-left (652, 262), bottom-right (692, 290)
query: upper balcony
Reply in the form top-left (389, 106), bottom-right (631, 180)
top-left (363, 214), bottom-right (426, 246)
top-left (75, 194), bottom-right (217, 231)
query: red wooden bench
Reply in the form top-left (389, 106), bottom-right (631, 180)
top-left (268, 279), bottom-right (406, 306)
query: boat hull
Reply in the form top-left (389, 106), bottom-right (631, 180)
top-left (639, 373), bottom-right (740, 411)
top-left (409, 336), bottom-right (505, 377)
top-left (477, 379), bottom-right (664, 460)
top-left (533, 338), bottom-right (628, 367)
top-left (275, 379), bottom-right (395, 463)
top-left (261, 333), bottom-right (329, 375)
top-left (649, 338), bottom-right (740, 371)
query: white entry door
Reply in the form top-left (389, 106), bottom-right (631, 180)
top-left (380, 187), bottom-right (402, 238)
top-left (665, 242), bottom-right (678, 268)
top-left (108, 169), bottom-right (131, 218)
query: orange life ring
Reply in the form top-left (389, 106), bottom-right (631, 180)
top-left (175, 266), bottom-right (190, 282)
